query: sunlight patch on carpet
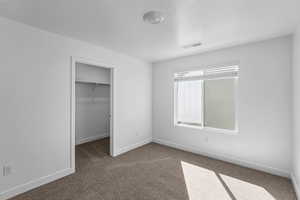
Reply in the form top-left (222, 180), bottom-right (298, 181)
top-left (220, 174), bottom-right (276, 200)
top-left (181, 161), bottom-right (276, 200)
top-left (181, 161), bottom-right (231, 200)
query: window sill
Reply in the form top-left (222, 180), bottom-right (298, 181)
top-left (174, 123), bottom-right (238, 135)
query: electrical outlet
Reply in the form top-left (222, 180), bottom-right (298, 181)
top-left (3, 165), bottom-right (12, 176)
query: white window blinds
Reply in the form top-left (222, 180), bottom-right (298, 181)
top-left (174, 65), bottom-right (239, 81)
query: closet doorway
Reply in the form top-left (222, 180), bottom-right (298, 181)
top-left (70, 57), bottom-right (115, 171)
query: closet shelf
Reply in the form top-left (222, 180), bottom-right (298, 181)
top-left (76, 80), bottom-right (110, 86)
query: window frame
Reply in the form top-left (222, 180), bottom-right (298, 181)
top-left (173, 68), bottom-right (239, 135)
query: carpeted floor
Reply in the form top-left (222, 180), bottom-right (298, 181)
top-left (10, 138), bottom-right (296, 200)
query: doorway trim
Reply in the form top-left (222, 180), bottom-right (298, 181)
top-left (70, 56), bottom-right (115, 171)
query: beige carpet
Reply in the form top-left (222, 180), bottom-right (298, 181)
top-left (10, 138), bottom-right (296, 200)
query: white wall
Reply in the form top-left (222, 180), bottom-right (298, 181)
top-left (153, 36), bottom-right (293, 177)
top-left (292, 26), bottom-right (300, 197)
top-left (0, 16), bottom-right (152, 199)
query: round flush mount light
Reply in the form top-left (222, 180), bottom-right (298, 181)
top-left (143, 11), bottom-right (165, 24)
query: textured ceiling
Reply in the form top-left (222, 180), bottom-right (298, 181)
top-left (0, 0), bottom-right (299, 62)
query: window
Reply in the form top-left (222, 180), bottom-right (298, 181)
top-left (174, 66), bottom-right (238, 133)
top-left (176, 80), bottom-right (203, 126)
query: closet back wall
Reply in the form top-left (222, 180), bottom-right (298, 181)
top-left (75, 63), bottom-right (110, 145)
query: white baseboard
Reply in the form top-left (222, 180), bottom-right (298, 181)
top-left (291, 173), bottom-right (300, 199)
top-left (114, 137), bottom-right (152, 157)
top-left (0, 168), bottom-right (75, 200)
top-left (153, 138), bottom-right (290, 178)
top-left (76, 134), bottom-right (109, 145)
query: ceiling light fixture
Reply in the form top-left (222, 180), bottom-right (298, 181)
top-left (182, 42), bottom-right (202, 49)
top-left (143, 11), bottom-right (165, 24)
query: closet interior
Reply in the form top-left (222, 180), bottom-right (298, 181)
top-left (75, 62), bottom-right (111, 157)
